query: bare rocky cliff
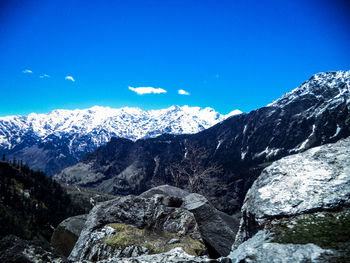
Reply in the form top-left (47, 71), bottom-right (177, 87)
top-left (228, 137), bottom-right (350, 262)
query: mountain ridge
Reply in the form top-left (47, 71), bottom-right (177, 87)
top-left (0, 105), bottom-right (241, 175)
top-left (55, 70), bottom-right (350, 214)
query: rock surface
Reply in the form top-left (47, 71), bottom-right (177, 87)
top-left (69, 194), bottom-right (206, 261)
top-left (0, 235), bottom-right (216, 263)
top-left (68, 186), bottom-right (239, 261)
top-left (91, 247), bottom-right (215, 263)
top-left (142, 185), bottom-right (239, 257)
top-left (227, 231), bottom-right (334, 263)
top-left (237, 137), bottom-right (350, 242)
top-left (230, 137), bottom-right (350, 262)
top-left (183, 193), bottom-right (237, 257)
top-left (51, 214), bottom-right (88, 257)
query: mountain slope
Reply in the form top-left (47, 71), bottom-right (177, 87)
top-left (0, 106), bottom-right (240, 176)
top-left (0, 161), bottom-right (86, 242)
top-left (55, 71), bottom-right (350, 214)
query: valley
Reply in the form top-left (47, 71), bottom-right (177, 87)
top-left (1, 71), bottom-right (349, 262)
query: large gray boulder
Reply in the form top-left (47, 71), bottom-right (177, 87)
top-left (183, 193), bottom-right (237, 257)
top-left (143, 185), bottom-right (239, 257)
top-left (69, 194), bottom-right (207, 261)
top-left (242, 137), bottom-right (350, 223)
top-left (51, 214), bottom-right (88, 257)
top-left (140, 184), bottom-right (190, 199)
top-left (230, 137), bottom-right (350, 262)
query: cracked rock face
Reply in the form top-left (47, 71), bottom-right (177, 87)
top-left (241, 137), bottom-right (350, 228)
top-left (229, 137), bottom-right (350, 262)
top-left (183, 193), bottom-right (237, 257)
top-left (143, 185), bottom-right (239, 257)
top-left (84, 247), bottom-right (215, 263)
top-left (69, 194), bottom-right (206, 261)
top-left (227, 231), bottom-right (334, 263)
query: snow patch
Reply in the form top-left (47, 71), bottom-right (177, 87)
top-left (295, 124), bottom-right (316, 151)
top-left (243, 125), bottom-right (248, 135)
top-left (330, 125), bottom-right (341, 139)
top-left (253, 147), bottom-right (280, 159)
top-left (216, 140), bottom-right (223, 150)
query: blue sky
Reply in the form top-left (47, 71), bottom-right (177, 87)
top-left (0, 0), bottom-right (349, 116)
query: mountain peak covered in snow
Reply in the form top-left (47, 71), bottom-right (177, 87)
top-left (0, 105), bottom-right (241, 155)
top-left (268, 70), bottom-right (350, 108)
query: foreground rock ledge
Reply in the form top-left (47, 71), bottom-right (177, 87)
top-left (230, 137), bottom-right (350, 262)
top-left (51, 214), bottom-right (88, 257)
top-left (142, 185), bottom-right (238, 257)
top-left (0, 235), bottom-right (217, 263)
top-left (69, 194), bottom-right (207, 261)
top-left (67, 185), bottom-right (237, 261)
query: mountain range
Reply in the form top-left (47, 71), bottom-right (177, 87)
top-left (54, 70), bottom-right (350, 214)
top-left (0, 106), bottom-right (241, 176)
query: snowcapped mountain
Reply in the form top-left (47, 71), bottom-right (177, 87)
top-left (0, 105), bottom-right (241, 175)
top-left (55, 71), bottom-right (350, 214)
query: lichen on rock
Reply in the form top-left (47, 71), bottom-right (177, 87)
top-left (104, 223), bottom-right (206, 256)
top-left (68, 193), bottom-right (207, 261)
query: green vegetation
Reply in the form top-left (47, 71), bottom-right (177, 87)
top-left (104, 223), bottom-right (206, 256)
top-left (0, 160), bottom-right (87, 242)
top-left (105, 223), bottom-right (145, 247)
top-left (271, 210), bottom-right (350, 261)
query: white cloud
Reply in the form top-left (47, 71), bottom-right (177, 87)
top-left (65, 76), bottom-right (75, 82)
top-left (128, 86), bottom-right (167, 95)
top-left (178, 89), bottom-right (190, 95)
top-left (22, 69), bottom-right (33, 74)
top-left (39, 74), bottom-right (50, 79)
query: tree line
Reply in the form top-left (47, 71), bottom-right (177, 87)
top-left (0, 157), bottom-right (86, 242)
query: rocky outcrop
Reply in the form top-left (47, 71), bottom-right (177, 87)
top-left (69, 194), bottom-right (207, 261)
top-left (183, 193), bottom-right (237, 257)
top-left (0, 235), bottom-right (218, 263)
top-left (236, 137), bottom-right (350, 243)
top-left (68, 186), bottom-right (239, 261)
top-left (229, 137), bottom-right (350, 262)
top-left (55, 71), bottom-right (350, 214)
top-left (51, 214), bottom-right (87, 257)
top-left (142, 185), bottom-right (239, 257)
top-left (93, 247), bottom-right (215, 263)
top-left (227, 231), bottom-right (335, 263)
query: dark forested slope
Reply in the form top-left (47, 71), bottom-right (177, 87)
top-left (0, 160), bottom-right (87, 242)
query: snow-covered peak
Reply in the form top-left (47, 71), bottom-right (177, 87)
top-left (225, 109), bottom-right (243, 118)
top-left (268, 71), bottom-right (350, 108)
top-left (0, 105), bottom-right (240, 154)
